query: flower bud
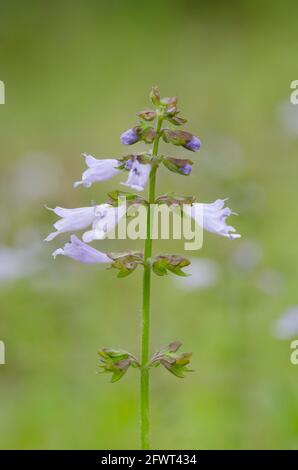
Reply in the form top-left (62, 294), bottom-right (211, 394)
top-left (183, 135), bottom-right (201, 152)
top-left (168, 115), bottom-right (187, 126)
top-left (149, 86), bottom-right (160, 106)
top-left (141, 127), bottom-right (156, 144)
top-left (162, 129), bottom-right (201, 152)
top-left (137, 109), bottom-right (156, 121)
top-left (162, 157), bottom-right (193, 176)
top-left (160, 96), bottom-right (177, 108)
top-left (120, 127), bottom-right (140, 145)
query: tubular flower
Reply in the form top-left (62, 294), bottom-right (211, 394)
top-left (82, 203), bottom-right (127, 243)
top-left (52, 235), bottom-right (112, 264)
top-left (74, 154), bottom-right (121, 188)
top-left (121, 159), bottom-right (151, 191)
top-left (44, 206), bottom-right (98, 241)
top-left (184, 199), bottom-right (241, 239)
top-left (120, 127), bottom-right (139, 145)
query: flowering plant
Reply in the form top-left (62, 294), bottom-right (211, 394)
top-left (45, 87), bottom-right (240, 449)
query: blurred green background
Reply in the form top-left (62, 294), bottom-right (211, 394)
top-left (1, 0), bottom-right (298, 449)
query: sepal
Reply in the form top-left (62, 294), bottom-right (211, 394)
top-left (98, 348), bottom-right (140, 382)
top-left (140, 126), bottom-right (156, 143)
top-left (149, 86), bottom-right (161, 106)
top-left (117, 153), bottom-right (153, 170)
top-left (137, 109), bottom-right (156, 121)
top-left (149, 341), bottom-right (193, 378)
top-left (108, 251), bottom-right (144, 278)
top-left (107, 189), bottom-right (147, 206)
top-left (159, 97), bottom-right (187, 125)
top-left (167, 114), bottom-right (187, 126)
top-left (155, 193), bottom-right (195, 206)
top-left (162, 129), bottom-right (192, 146)
top-left (151, 254), bottom-right (190, 277)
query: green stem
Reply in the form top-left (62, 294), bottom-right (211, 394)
top-left (140, 115), bottom-right (163, 449)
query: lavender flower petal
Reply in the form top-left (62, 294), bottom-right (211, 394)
top-left (52, 235), bottom-right (111, 264)
top-left (184, 199), bottom-right (241, 240)
top-left (183, 135), bottom-right (201, 152)
top-left (121, 160), bottom-right (151, 191)
top-left (82, 203), bottom-right (127, 243)
top-left (74, 154), bottom-right (121, 188)
top-left (181, 163), bottom-right (192, 175)
top-left (44, 205), bottom-right (97, 241)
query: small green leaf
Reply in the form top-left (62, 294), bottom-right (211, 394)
top-left (152, 262), bottom-right (168, 276)
top-left (151, 255), bottom-right (191, 277)
top-left (111, 368), bottom-right (127, 383)
top-left (167, 265), bottom-right (190, 277)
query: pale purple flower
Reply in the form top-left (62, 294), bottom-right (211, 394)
top-left (52, 235), bottom-right (111, 264)
top-left (74, 154), bottom-right (121, 188)
top-left (121, 159), bottom-right (151, 191)
top-left (183, 135), bottom-right (201, 152)
top-left (184, 199), bottom-right (241, 239)
top-left (181, 163), bottom-right (192, 175)
top-left (273, 307), bottom-right (298, 339)
top-left (44, 205), bottom-right (97, 241)
top-left (82, 203), bottom-right (127, 242)
top-left (120, 128), bottom-right (139, 145)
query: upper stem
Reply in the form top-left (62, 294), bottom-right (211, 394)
top-left (140, 114), bottom-right (163, 450)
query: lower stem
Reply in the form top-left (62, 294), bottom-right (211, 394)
top-left (140, 116), bottom-right (162, 450)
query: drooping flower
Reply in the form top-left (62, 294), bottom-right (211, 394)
top-left (82, 203), bottom-right (127, 242)
top-left (183, 135), bottom-right (201, 152)
top-left (52, 235), bottom-right (112, 264)
top-left (74, 154), bottom-right (121, 188)
top-left (120, 127), bottom-right (139, 145)
top-left (183, 199), bottom-right (241, 239)
top-left (44, 206), bottom-right (97, 241)
top-left (121, 159), bottom-right (151, 191)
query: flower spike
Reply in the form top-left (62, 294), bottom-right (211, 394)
top-left (45, 87), bottom-right (241, 450)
